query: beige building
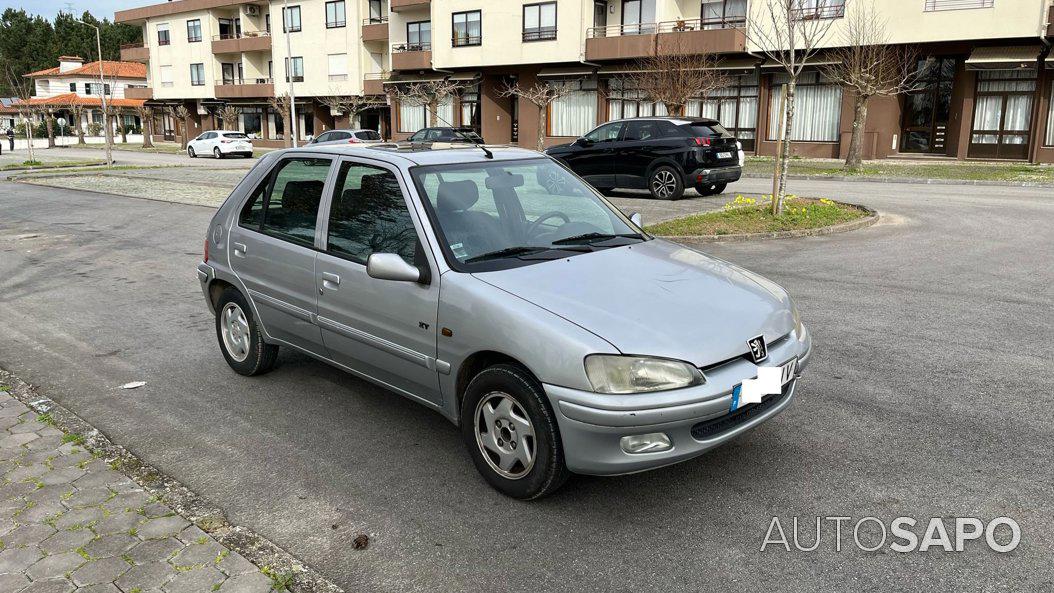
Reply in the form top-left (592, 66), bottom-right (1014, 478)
top-left (117, 0), bottom-right (1054, 163)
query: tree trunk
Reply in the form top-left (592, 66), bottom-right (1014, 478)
top-left (428, 98), bottom-right (438, 126)
top-left (773, 81), bottom-right (796, 216)
top-left (142, 114), bottom-right (154, 148)
top-left (845, 94), bottom-right (868, 172)
top-left (180, 118), bottom-right (190, 149)
top-left (537, 103), bottom-right (547, 151)
top-left (45, 116), bottom-right (55, 148)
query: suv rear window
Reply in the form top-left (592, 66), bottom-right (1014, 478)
top-left (354, 130), bottom-right (381, 140)
top-left (686, 123), bottom-right (733, 138)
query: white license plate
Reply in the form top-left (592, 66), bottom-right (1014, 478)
top-left (717, 151), bottom-right (733, 159)
top-left (730, 358), bottom-right (797, 412)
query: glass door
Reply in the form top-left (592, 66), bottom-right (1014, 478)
top-left (900, 57), bottom-right (955, 154)
top-left (968, 69), bottom-right (1036, 160)
top-left (622, 0), bottom-right (655, 34)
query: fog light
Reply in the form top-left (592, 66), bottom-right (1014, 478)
top-left (620, 433), bottom-right (672, 454)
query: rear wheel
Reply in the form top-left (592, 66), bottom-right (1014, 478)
top-left (215, 287), bottom-right (278, 376)
top-left (213, 147), bottom-right (223, 159)
top-left (695, 182), bottom-right (727, 196)
top-left (649, 166), bottom-right (684, 200)
top-left (460, 364), bottom-right (569, 499)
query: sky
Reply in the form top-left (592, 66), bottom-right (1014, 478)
top-left (0, 0), bottom-right (153, 20)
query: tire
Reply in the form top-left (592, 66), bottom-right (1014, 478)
top-left (214, 287), bottom-right (278, 376)
top-left (460, 364), bottom-right (570, 500)
top-left (213, 147), bottom-right (223, 159)
top-left (649, 165), bottom-right (684, 200)
top-left (188, 146), bottom-right (196, 158)
top-left (695, 182), bottom-right (727, 196)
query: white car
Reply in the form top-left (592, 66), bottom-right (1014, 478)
top-left (188, 131), bottom-right (254, 159)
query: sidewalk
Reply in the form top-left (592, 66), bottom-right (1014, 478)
top-left (0, 387), bottom-right (277, 592)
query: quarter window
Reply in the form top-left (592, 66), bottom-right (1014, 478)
top-left (239, 158), bottom-right (332, 247)
top-left (327, 162), bottom-right (418, 264)
top-left (325, 1), bottom-right (346, 28)
top-left (452, 11), bottom-right (481, 47)
top-left (584, 122), bottom-right (623, 142)
top-left (523, 2), bottom-right (557, 41)
top-left (186, 19), bottom-right (202, 42)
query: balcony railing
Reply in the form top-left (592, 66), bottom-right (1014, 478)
top-left (452, 35), bottom-right (481, 47)
top-left (363, 16), bottom-right (389, 24)
top-left (213, 31), bottom-right (270, 41)
top-left (656, 17), bottom-right (745, 32)
top-left (523, 27), bottom-right (557, 42)
top-left (217, 78), bottom-right (275, 85)
top-left (587, 23), bottom-right (657, 37)
top-left (923, 0), bottom-right (993, 10)
top-left (790, 1), bottom-right (845, 20)
top-left (392, 42), bottom-right (432, 52)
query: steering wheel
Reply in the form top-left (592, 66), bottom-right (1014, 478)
top-left (526, 211), bottom-right (571, 238)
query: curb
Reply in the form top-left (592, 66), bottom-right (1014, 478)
top-left (657, 201), bottom-right (879, 243)
top-left (0, 368), bottom-right (345, 593)
top-left (741, 172), bottom-right (1054, 188)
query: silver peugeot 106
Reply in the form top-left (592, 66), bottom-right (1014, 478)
top-left (197, 143), bottom-right (812, 499)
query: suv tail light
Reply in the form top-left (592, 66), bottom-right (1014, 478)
top-left (692, 137), bottom-right (711, 147)
top-left (203, 238), bottom-right (209, 263)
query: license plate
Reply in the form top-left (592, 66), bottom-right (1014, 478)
top-left (717, 151), bottom-right (732, 159)
top-left (730, 358), bottom-right (798, 412)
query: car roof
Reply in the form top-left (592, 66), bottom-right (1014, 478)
top-left (606, 117), bottom-right (720, 126)
top-left (203, 130), bottom-right (245, 134)
top-left (320, 129), bottom-right (376, 133)
top-left (280, 143), bottom-right (543, 166)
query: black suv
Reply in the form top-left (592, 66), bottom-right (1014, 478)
top-left (407, 127), bottom-right (484, 144)
top-left (545, 117), bottom-right (741, 200)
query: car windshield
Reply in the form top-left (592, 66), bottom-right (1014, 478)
top-left (411, 158), bottom-right (646, 271)
top-left (223, 132), bottom-right (249, 139)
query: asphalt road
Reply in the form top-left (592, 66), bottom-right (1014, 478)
top-left (1, 174), bottom-right (1051, 592)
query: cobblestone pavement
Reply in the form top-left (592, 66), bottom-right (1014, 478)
top-left (0, 152), bottom-right (101, 168)
top-left (15, 174), bottom-right (234, 208)
top-left (0, 389), bottom-right (277, 593)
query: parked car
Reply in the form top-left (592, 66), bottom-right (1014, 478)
top-left (187, 130), bottom-right (254, 159)
top-left (309, 129), bottom-right (383, 145)
top-left (197, 144), bottom-right (811, 499)
top-left (545, 117), bottom-right (742, 200)
top-left (407, 126), bottom-right (484, 144)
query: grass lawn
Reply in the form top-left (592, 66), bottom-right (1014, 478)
top-left (79, 142), bottom-right (185, 154)
top-left (0, 159), bottom-right (105, 171)
top-left (743, 157), bottom-right (1054, 183)
top-left (647, 196), bottom-right (868, 237)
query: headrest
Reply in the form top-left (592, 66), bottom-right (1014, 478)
top-left (282, 180), bottom-right (324, 214)
top-left (436, 180), bottom-right (479, 212)
top-left (360, 173), bottom-right (389, 197)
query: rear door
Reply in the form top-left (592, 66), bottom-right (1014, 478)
top-left (314, 157), bottom-right (442, 405)
top-left (228, 155), bottom-right (335, 354)
top-left (684, 121), bottom-right (739, 167)
top-left (616, 120), bottom-right (686, 189)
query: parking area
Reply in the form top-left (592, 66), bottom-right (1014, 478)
top-left (0, 173), bottom-right (1051, 591)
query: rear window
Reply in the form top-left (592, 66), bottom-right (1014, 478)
top-left (222, 132), bottom-right (249, 139)
top-left (685, 123), bottom-right (733, 138)
top-left (355, 130), bottom-right (381, 140)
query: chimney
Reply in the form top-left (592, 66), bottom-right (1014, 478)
top-left (58, 56), bottom-right (84, 73)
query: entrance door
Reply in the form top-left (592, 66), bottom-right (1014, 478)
top-left (900, 57), bottom-right (955, 154)
top-left (968, 69), bottom-right (1036, 160)
top-left (594, 1), bottom-right (607, 30)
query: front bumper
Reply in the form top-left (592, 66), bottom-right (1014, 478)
top-left (688, 165), bottom-right (742, 186)
top-left (545, 324), bottom-right (812, 476)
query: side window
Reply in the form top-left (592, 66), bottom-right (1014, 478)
top-left (623, 120), bottom-right (660, 141)
top-left (327, 161), bottom-right (418, 264)
top-left (238, 157), bottom-right (331, 247)
top-left (584, 122), bottom-right (622, 142)
top-left (315, 132), bottom-right (330, 143)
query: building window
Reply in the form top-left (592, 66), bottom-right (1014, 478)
top-left (328, 53), bottom-right (348, 82)
top-left (924, 0), bottom-right (993, 11)
top-left (790, 0), bottom-right (845, 19)
top-left (969, 69), bottom-right (1036, 159)
top-left (607, 79), bottom-right (667, 119)
top-left (398, 101), bottom-right (426, 133)
top-left (767, 71), bottom-right (841, 142)
top-left (159, 65), bottom-right (173, 87)
top-left (157, 23), bottom-right (170, 45)
top-left (406, 21), bottom-right (431, 50)
top-left (69, 82), bottom-right (76, 92)
top-left (460, 84), bottom-right (480, 132)
top-left (186, 19), bottom-right (202, 42)
top-left (242, 108), bottom-right (263, 137)
top-left (701, 0), bottom-right (746, 28)
top-left (1046, 81), bottom-right (1054, 147)
top-left (190, 63), bottom-right (205, 86)
top-left (285, 57), bottom-right (304, 82)
top-left (325, 1), bottom-right (346, 28)
top-left (283, 6), bottom-right (302, 32)
top-left (685, 72), bottom-right (758, 149)
top-left (368, 0), bottom-right (385, 23)
top-left (104, 84), bottom-right (110, 96)
top-left (523, 2), bottom-right (557, 41)
top-left (452, 11), bottom-right (481, 47)
top-left (621, 0), bottom-right (657, 34)
top-left (548, 81), bottom-right (597, 137)
top-left (266, 13), bottom-right (271, 33)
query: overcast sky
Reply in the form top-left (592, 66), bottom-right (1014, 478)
top-left (0, 0), bottom-right (154, 20)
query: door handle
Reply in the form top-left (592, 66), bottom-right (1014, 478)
top-left (232, 242), bottom-right (247, 257)
top-left (321, 272), bottom-right (341, 290)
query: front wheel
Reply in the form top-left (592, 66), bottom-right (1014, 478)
top-left (213, 147), bottom-right (223, 159)
top-left (215, 287), bottom-right (278, 376)
top-left (460, 365), bottom-right (569, 499)
top-left (649, 166), bottom-right (684, 200)
top-left (188, 146), bottom-right (196, 158)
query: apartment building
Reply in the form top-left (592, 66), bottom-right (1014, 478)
top-left (117, 0), bottom-right (1054, 162)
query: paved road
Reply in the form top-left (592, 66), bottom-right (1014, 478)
top-left (0, 175), bottom-right (1051, 592)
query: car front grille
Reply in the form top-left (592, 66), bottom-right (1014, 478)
top-left (690, 383), bottom-right (791, 441)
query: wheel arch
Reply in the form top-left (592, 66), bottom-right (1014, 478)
top-left (454, 350), bottom-right (541, 423)
top-left (645, 157), bottom-right (685, 179)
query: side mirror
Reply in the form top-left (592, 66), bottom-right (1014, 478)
top-left (630, 212), bottom-right (642, 227)
top-left (367, 253), bottom-right (421, 283)
top-left (574, 137), bottom-right (593, 148)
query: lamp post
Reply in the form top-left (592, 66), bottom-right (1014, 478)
top-left (74, 19), bottom-right (114, 166)
top-left (283, 0), bottom-right (299, 147)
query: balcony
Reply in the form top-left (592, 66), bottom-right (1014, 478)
top-left (391, 43), bottom-right (432, 70)
top-left (120, 43), bottom-right (150, 62)
top-left (214, 78), bottom-right (275, 98)
top-left (585, 24), bottom-right (658, 61)
top-left (124, 86), bottom-right (153, 100)
top-left (390, 0), bottom-right (429, 12)
top-left (585, 18), bottom-right (746, 60)
top-left (362, 17), bottom-right (389, 42)
top-left (364, 72), bottom-right (389, 95)
top-left (211, 32), bottom-right (272, 55)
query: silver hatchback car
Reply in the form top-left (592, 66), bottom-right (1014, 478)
top-left (197, 144), bottom-right (812, 499)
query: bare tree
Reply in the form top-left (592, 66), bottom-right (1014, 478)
top-left (218, 105), bottom-right (241, 130)
top-left (622, 38), bottom-right (729, 116)
top-left (268, 94), bottom-right (293, 147)
top-left (319, 93), bottom-right (386, 130)
top-left (388, 79), bottom-right (464, 127)
top-left (822, 4), bottom-right (917, 171)
top-left (6, 66), bottom-right (37, 161)
top-left (498, 80), bottom-right (576, 151)
top-left (746, 0), bottom-right (842, 214)
top-left (172, 104), bottom-right (192, 149)
top-left (135, 104), bottom-right (155, 148)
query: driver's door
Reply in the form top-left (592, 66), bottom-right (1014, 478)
top-left (562, 122), bottom-right (623, 188)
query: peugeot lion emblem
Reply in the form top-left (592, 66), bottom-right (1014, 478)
top-left (747, 335), bottom-right (768, 364)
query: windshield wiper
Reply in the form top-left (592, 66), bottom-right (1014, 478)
top-left (464, 245), bottom-right (590, 264)
top-left (551, 232), bottom-right (645, 245)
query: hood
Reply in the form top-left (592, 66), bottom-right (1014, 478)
top-left (544, 142), bottom-right (573, 155)
top-left (473, 240), bottom-right (794, 368)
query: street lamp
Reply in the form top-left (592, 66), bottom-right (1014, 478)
top-left (74, 18), bottom-right (114, 167)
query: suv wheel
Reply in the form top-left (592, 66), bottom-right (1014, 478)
top-left (649, 166), bottom-right (684, 200)
top-left (215, 287), bottom-right (278, 376)
top-left (695, 182), bottom-right (727, 196)
top-left (460, 364), bottom-right (570, 499)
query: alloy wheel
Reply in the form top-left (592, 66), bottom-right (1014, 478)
top-left (220, 302), bottom-right (250, 363)
top-left (651, 169), bottom-right (677, 198)
top-left (474, 391), bottom-right (536, 479)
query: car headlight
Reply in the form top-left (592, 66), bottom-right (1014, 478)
top-left (584, 355), bottom-right (704, 394)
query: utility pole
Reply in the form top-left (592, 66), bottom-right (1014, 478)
top-left (283, 0), bottom-right (299, 147)
top-left (76, 18), bottom-right (113, 167)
